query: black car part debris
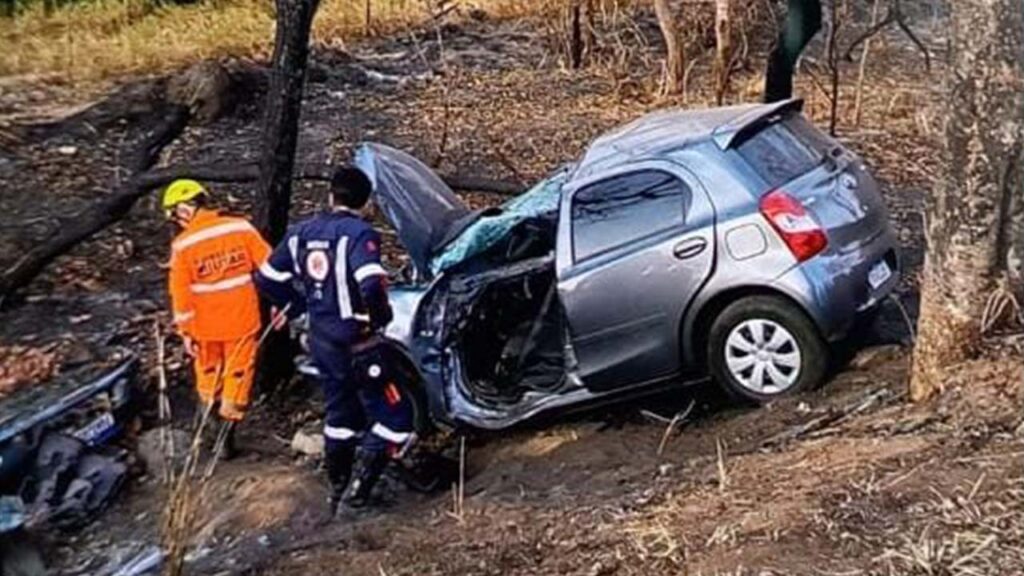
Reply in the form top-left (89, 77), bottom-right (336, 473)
top-left (0, 357), bottom-right (137, 531)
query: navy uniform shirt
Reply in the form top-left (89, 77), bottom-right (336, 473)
top-left (255, 209), bottom-right (392, 345)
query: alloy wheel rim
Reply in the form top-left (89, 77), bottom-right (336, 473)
top-left (724, 319), bottom-right (802, 395)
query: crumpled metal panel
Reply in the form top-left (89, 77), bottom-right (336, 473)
top-left (355, 143), bottom-right (470, 275)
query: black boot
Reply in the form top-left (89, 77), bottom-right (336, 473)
top-left (325, 443), bottom-right (355, 518)
top-left (341, 450), bottom-right (389, 511)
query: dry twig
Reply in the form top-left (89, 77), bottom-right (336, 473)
top-left (656, 399), bottom-right (696, 456)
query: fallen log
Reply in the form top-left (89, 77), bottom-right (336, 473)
top-left (137, 163), bottom-right (523, 195)
top-left (0, 154), bottom-right (521, 303)
top-left (15, 62), bottom-right (266, 146)
top-left (0, 106), bottom-right (191, 306)
top-left (16, 80), bottom-right (170, 144)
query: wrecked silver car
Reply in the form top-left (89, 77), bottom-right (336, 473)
top-left (351, 98), bottom-right (900, 431)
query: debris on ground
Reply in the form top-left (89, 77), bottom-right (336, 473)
top-left (0, 345), bottom-right (59, 399)
top-left (136, 428), bottom-right (191, 479)
top-left (289, 429), bottom-right (325, 457)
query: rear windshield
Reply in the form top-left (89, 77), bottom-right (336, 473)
top-left (735, 114), bottom-right (831, 190)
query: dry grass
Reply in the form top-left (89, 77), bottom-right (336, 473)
top-left (0, 0), bottom-right (545, 84)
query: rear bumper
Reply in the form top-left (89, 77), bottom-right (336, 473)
top-left (773, 227), bottom-right (900, 342)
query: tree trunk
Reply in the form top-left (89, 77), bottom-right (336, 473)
top-left (825, 0), bottom-right (841, 135)
top-left (568, 0), bottom-right (583, 70)
top-left (654, 0), bottom-right (685, 96)
top-left (910, 0), bottom-right (1024, 401)
top-left (713, 0), bottom-right (732, 104)
top-left (253, 0), bottom-right (320, 244)
top-left (583, 0), bottom-right (596, 63)
top-left (567, 0), bottom-right (596, 70)
top-left (252, 0), bottom-right (321, 392)
top-left (764, 0), bottom-right (822, 103)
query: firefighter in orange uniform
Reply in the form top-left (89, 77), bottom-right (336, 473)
top-left (163, 179), bottom-right (271, 456)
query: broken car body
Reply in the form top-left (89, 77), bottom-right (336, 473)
top-left (350, 99), bottom-right (900, 431)
top-left (0, 358), bottom-right (137, 530)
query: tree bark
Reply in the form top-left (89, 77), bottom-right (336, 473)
top-left (252, 0), bottom-right (321, 245)
top-left (654, 0), bottom-right (685, 96)
top-left (713, 0), bottom-right (732, 104)
top-left (910, 0), bottom-right (1024, 401)
top-left (568, 0), bottom-right (584, 70)
top-left (566, 0), bottom-right (596, 70)
top-left (764, 0), bottom-right (822, 103)
top-left (825, 0), bottom-right (841, 135)
top-left (250, 0), bottom-right (322, 395)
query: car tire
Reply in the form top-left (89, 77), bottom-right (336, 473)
top-left (707, 295), bottom-right (828, 405)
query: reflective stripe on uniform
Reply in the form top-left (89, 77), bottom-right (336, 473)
top-left (354, 263), bottom-right (387, 283)
top-left (335, 236), bottom-right (353, 319)
top-left (287, 235), bottom-right (300, 274)
top-left (191, 274), bottom-right (253, 294)
top-left (174, 311), bottom-right (195, 324)
top-left (370, 423), bottom-right (411, 444)
top-left (324, 425), bottom-right (358, 440)
top-left (259, 262), bottom-right (293, 283)
top-left (173, 221), bottom-right (255, 252)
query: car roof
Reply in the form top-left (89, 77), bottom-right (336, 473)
top-left (571, 99), bottom-right (802, 181)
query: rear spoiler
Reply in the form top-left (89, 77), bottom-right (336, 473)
top-left (712, 98), bottom-right (804, 150)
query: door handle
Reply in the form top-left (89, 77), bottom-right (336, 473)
top-left (673, 237), bottom-right (707, 260)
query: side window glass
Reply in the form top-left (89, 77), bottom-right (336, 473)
top-left (571, 170), bottom-right (690, 263)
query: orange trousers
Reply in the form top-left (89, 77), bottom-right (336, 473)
top-left (194, 336), bottom-right (258, 422)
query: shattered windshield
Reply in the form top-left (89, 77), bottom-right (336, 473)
top-left (430, 169), bottom-right (568, 275)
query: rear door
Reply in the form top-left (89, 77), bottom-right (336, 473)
top-left (556, 161), bottom-right (716, 391)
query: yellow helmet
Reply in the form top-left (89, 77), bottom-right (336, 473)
top-left (162, 179), bottom-right (206, 210)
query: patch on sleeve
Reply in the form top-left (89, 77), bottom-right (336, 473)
top-left (365, 239), bottom-right (379, 253)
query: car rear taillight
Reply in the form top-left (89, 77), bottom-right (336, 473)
top-left (759, 189), bottom-right (828, 262)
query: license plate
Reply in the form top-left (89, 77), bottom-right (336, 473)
top-left (868, 260), bottom-right (892, 289)
top-left (74, 413), bottom-right (116, 445)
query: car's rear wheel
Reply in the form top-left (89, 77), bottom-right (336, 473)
top-left (708, 295), bottom-right (828, 404)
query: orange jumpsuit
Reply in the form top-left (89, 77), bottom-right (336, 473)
top-left (169, 209), bottom-right (271, 421)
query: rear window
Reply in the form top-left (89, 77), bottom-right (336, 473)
top-left (736, 114), bottom-right (829, 190)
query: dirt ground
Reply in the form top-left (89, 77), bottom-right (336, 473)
top-left (0, 2), bottom-right (1022, 575)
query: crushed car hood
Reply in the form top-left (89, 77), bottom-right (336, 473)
top-left (355, 143), bottom-right (473, 275)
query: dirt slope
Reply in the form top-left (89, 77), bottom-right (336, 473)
top-left (173, 348), bottom-right (1020, 576)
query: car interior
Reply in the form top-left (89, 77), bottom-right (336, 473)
top-left (437, 212), bottom-right (573, 406)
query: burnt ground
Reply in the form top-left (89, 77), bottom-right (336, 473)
top-left (0, 3), bottom-right (1022, 575)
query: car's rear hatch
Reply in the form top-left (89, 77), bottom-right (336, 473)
top-left (731, 111), bottom-right (890, 253)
